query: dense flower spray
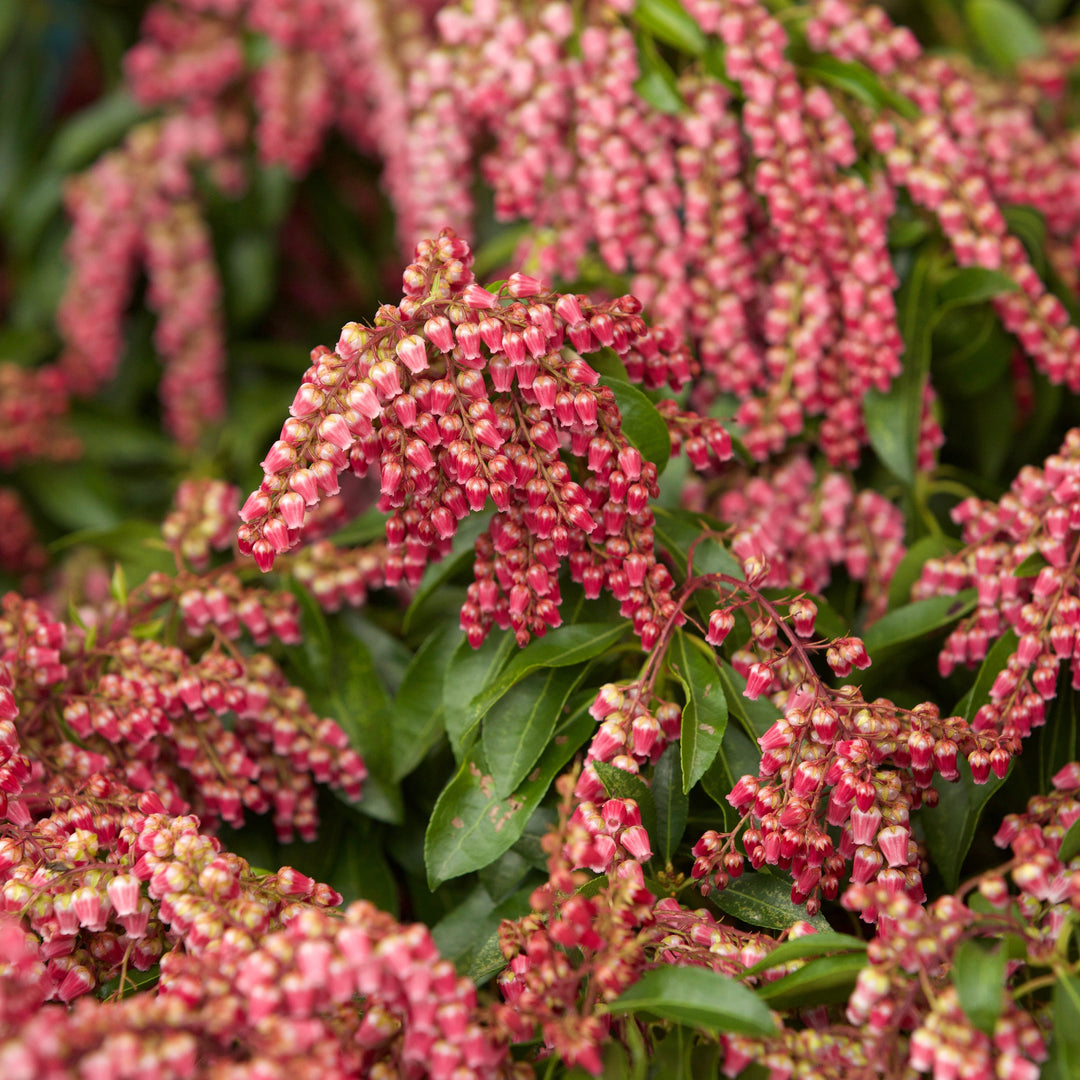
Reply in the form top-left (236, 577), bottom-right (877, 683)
top-left (238, 228), bottom-right (727, 648)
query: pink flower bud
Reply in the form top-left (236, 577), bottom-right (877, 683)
top-left (336, 322), bottom-right (369, 360)
top-left (279, 491), bottom-right (305, 530)
top-left (107, 874), bottom-right (141, 917)
top-left (289, 384), bottom-right (324, 418)
top-left (369, 360), bottom-right (402, 400)
top-left (876, 825), bottom-right (910, 868)
top-left (620, 825), bottom-right (652, 862)
top-left (261, 440), bottom-right (296, 474)
top-left (263, 517), bottom-right (290, 553)
top-left (424, 316), bottom-right (454, 352)
top-left (555, 294), bottom-right (584, 324)
top-left (744, 663), bottom-right (773, 700)
top-left (507, 272), bottom-right (544, 297)
top-left (462, 284), bottom-right (498, 309)
top-left (319, 413), bottom-right (354, 451)
top-left (239, 491), bottom-right (270, 523)
top-left (289, 468), bottom-right (319, 506)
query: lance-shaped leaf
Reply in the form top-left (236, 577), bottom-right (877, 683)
top-left (610, 966), bottom-right (776, 1036)
top-left (467, 622), bottom-right (627, 724)
top-left (668, 630), bottom-right (728, 793)
top-left (425, 705), bottom-right (592, 888)
top-left (483, 664), bottom-right (588, 798)
top-left (712, 873), bottom-right (831, 932)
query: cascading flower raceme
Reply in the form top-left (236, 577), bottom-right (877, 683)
top-left (237, 228), bottom-right (728, 648)
top-left (917, 428), bottom-right (1080, 762)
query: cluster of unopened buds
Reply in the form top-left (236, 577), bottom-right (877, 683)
top-left (919, 427), bottom-right (1080, 757)
top-left (576, 681), bottom-right (683, 796)
top-left (0, 574), bottom-right (364, 841)
top-left (238, 228), bottom-right (729, 647)
top-left (686, 581), bottom-right (1010, 913)
top-left (494, 773), bottom-right (655, 1076)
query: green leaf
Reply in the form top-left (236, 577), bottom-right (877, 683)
top-left (652, 744), bottom-right (689, 864)
top-left (952, 939), bottom-right (1007, 1036)
top-left (47, 90), bottom-right (144, 171)
top-left (712, 873), bottom-right (831, 932)
top-left (755, 952), bottom-right (867, 1009)
top-left (861, 591), bottom-right (977, 657)
top-left (864, 247), bottom-right (937, 485)
top-left (920, 632), bottom-right (1018, 888)
top-left (1013, 552), bottom-right (1049, 578)
top-left (965, 0), bottom-right (1045, 71)
top-left (1048, 976), bottom-right (1080, 1079)
top-left (799, 55), bottom-right (916, 117)
top-left (483, 664), bottom-right (589, 798)
top-left (609, 966), bottom-right (776, 1036)
top-left (669, 631), bottom-right (728, 792)
top-left (937, 267), bottom-right (1019, 306)
top-left (741, 932), bottom-right (867, 977)
top-left (633, 52), bottom-right (686, 115)
top-left (444, 633), bottom-right (516, 759)
top-left (1040, 690), bottom-right (1079, 801)
top-left (467, 622), bottom-right (627, 725)
top-left (424, 705), bottom-right (592, 888)
top-left (633, 0), bottom-right (707, 55)
top-left (601, 376), bottom-right (672, 472)
top-left (887, 534), bottom-right (959, 612)
top-left (594, 761), bottom-right (659, 843)
top-left (653, 507), bottom-right (742, 582)
top-left (1059, 817), bottom-right (1080, 864)
top-left (390, 623), bottom-right (460, 781)
top-left (702, 723), bottom-right (760, 829)
top-left (402, 510), bottom-right (492, 633)
top-left (332, 820), bottom-right (399, 914)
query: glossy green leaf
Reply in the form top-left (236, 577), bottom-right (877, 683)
top-left (652, 744), bottom-right (689, 863)
top-left (861, 591), bottom-right (977, 656)
top-left (483, 664), bottom-right (588, 798)
top-left (952, 939), bottom-right (1007, 1036)
top-left (653, 507), bottom-right (742, 581)
top-left (1048, 977), bottom-right (1080, 1079)
top-left (425, 705), bottom-right (592, 888)
top-left (712, 873), bottom-right (831, 932)
top-left (755, 952), bottom-right (867, 1009)
top-left (965, 0), bottom-right (1045, 70)
top-left (741, 932), bottom-right (867, 977)
top-left (1013, 551), bottom-right (1050, 578)
top-left (633, 57), bottom-right (685, 115)
top-left (633, 0), bottom-right (707, 55)
top-left (594, 761), bottom-right (659, 843)
top-left (669, 631), bottom-right (728, 792)
top-left (1059, 817), bottom-right (1080, 864)
top-left (444, 633), bottom-right (516, 759)
top-left (1039, 689), bottom-right (1078, 796)
top-left (403, 510), bottom-right (493, 632)
top-left (921, 630), bottom-right (1018, 889)
top-left (799, 55), bottom-right (916, 117)
top-left (610, 966), bottom-right (776, 1035)
top-left (48, 89), bottom-right (144, 171)
top-left (887, 534), bottom-right (960, 611)
top-left (468, 622), bottom-right (627, 724)
top-left (937, 267), bottom-right (1018, 306)
top-left (601, 376), bottom-right (672, 472)
top-left (702, 723), bottom-right (760, 829)
top-left (390, 623), bottom-right (460, 781)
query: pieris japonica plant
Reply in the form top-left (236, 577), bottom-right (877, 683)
top-left (5, 0), bottom-right (1080, 1077)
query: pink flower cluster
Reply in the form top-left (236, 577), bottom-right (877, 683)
top-left (686, 579), bottom-right (1003, 914)
top-left (918, 428), bottom-right (1080, 758)
top-left (238, 229), bottom-right (728, 647)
